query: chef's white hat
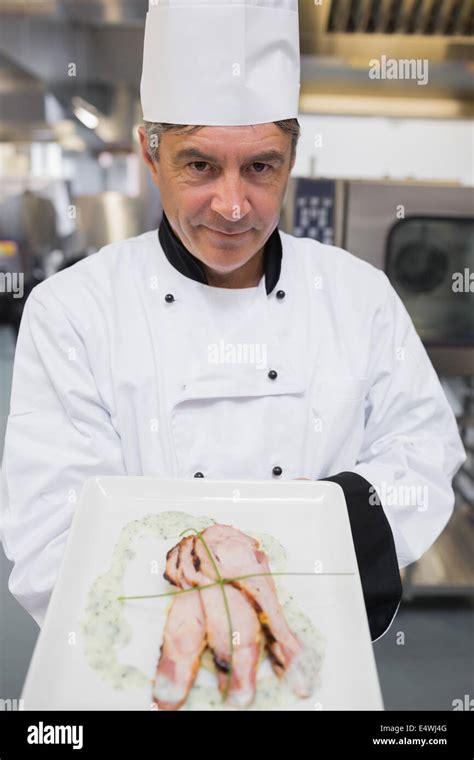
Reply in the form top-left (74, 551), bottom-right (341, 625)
top-left (140, 0), bottom-right (300, 126)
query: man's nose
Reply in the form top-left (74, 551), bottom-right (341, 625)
top-left (210, 173), bottom-right (251, 222)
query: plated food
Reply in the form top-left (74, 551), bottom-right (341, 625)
top-left (152, 523), bottom-right (320, 710)
top-left (23, 479), bottom-right (382, 711)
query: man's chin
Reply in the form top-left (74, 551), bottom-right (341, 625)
top-left (197, 252), bottom-right (254, 274)
top-left (191, 232), bottom-right (258, 267)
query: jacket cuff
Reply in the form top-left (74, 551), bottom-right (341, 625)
top-left (318, 471), bottom-right (402, 642)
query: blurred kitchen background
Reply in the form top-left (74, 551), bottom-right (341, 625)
top-left (0, 0), bottom-right (473, 710)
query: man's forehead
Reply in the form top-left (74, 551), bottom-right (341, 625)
top-left (169, 123), bottom-right (282, 141)
top-left (166, 123), bottom-right (290, 163)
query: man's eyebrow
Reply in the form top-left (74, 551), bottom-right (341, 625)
top-left (172, 147), bottom-right (287, 165)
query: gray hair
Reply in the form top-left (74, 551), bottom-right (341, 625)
top-left (143, 118), bottom-right (300, 164)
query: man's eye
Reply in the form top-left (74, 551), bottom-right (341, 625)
top-left (190, 162), bottom-right (210, 173)
top-left (251, 163), bottom-right (270, 174)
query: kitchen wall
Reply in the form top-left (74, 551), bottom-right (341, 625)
top-left (294, 114), bottom-right (473, 185)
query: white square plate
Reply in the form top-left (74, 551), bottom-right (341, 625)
top-left (21, 477), bottom-right (383, 711)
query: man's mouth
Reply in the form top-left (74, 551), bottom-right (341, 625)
top-left (204, 226), bottom-right (251, 237)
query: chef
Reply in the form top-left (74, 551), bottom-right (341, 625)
top-left (0, 0), bottom-right (466, 642)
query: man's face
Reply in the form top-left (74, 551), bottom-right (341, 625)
top-left (138, 123), bottom-right (295, 275)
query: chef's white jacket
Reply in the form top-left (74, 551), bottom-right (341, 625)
top-left (0, 228), bottom-right (466, 634)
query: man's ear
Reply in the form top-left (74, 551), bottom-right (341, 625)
top-left (137, 126), bottom-right (160, 186)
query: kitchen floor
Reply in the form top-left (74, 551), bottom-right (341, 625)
top-left (0, 324), bottom-right (473, 709)
top-left (373, 599), bottom-right (474, 711)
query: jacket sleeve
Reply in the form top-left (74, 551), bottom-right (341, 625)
top-left (319, 471), bottom-right (402, 642)
top-left (351, 270), bottom-right (466, 569)
top-left (0, 284), bottom-right (126, 628)
top-left (320, 271), bottom-right (466, 641)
